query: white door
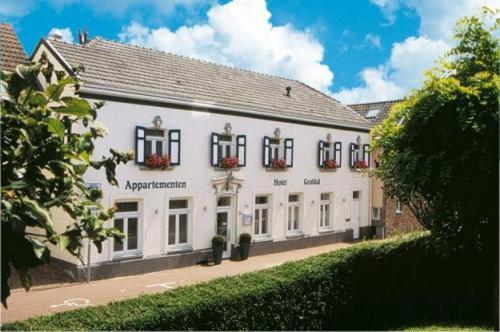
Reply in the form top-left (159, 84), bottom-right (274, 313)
top-left (216, 196), bottom-right (233, 259)
top-left (351, 191), bottom-right (361, 239)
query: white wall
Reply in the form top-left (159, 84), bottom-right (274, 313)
top-left (76, 99), bottom-right (370, 265)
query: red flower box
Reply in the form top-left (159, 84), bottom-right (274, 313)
top-left (221, 156), bottom-right (239, 169)
top-left (324, 159), bottom-right (338, 169)
top-left (146, 154), bottom-right (171, 169)
top-left (270, 158), bottom-right (287, 169)
top-left (354, 160), bottom-right (368, 169)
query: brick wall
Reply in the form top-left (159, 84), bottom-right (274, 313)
top-left (383, 196), bottom-right (423, 236)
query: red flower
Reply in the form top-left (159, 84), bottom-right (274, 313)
top-left (146, 154), bottom-right (171, 169)
top-left (354, 160), bottom-right (368, 169)
top-left (324, 159), bottom-right (338, 169)
top-left (270, 158), bottom-right (287, 169)
top-left (221, 156), bottom-right (239, 169)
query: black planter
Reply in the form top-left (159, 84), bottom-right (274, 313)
top-left (239, 242), bottom-right (251, 260)
top-left (212, 245), bottom-right (223, 265)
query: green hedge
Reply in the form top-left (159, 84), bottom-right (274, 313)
top-left (3, 233), bottom-right (495, 331)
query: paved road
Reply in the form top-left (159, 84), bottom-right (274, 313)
top-left (1, 241), bottom-right (352, 323)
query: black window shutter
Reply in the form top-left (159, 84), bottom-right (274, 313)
top-left (318, 140), bottom-right (325, 167)
top-left (334, 142), bottom-right (342, 167)
top-left (263, 136), bottom-right (270, 167)
top-left (349, 143), bottom-right (356, 168)
top-left (363, 144), bottom-right (370, 167)
top-left (236, 135), bottom-right (246, 167)
top-left (168, 129), bottom-right (181, 166)
top-left (135, 126), bottom-right (146, 165)
top-left (211, 133), bottom-right (219, 166)
top-left (284, 138), bottom-right (294, 167)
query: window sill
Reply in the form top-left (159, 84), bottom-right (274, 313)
top-left (265, 167), bottom-right (288, 172)
top-left (139, 166), bottom-right (175, 171)
top-left (213, 167), bottom-right (241, 172)
top-left (167, 245), bottom-right (193, 254)
top-left (253, 236), bottom-right (273, 243)
top-left (319, 167), bottom-right (338, 172)
top-left (286, 231), bottom-right (304, 239)
top-left (319, 227), bottom-right (336, 234)
top-left (112, 251), bottom-right (143, 261)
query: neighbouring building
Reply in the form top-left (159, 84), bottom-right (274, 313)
top-left (26, 32), bottom-right (376, 281)
top-left (0, 23), bottom-right (29, 72)
top-left (348, 100), bottom-right (423, 237)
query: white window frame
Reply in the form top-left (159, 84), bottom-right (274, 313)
top-left (372, 207), bottom-right (380, 221)
top-left (145, 129), bottom-right (167, 157)
top-left (287, 194), bottom-right (302, 235)
top-left (219, 135), bottom-right (236, 160)
top-left (319, 193), bottom-right (333, 230)
top-left (167, 198), bottom-right (192, 252)
top-left (270, 142), bottom-right (283, 162)
top-left (254, 195), bottom-right (271, 239)
top-left (113, 201), bottom-right (141, 259)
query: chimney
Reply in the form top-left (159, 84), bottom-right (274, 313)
top-left (285, 86), bottom-right (291, 97)
top-left (78, 28), bottom-right (89, 44)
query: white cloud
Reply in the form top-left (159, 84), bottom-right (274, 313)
top-left (334, 0), bottom-right (495, 104)
top-left (0, 0), bottom-right (35, 17)
top-left (364, 33), bottom-right (382, 49)
top-left (48, 27), bottom-right (74, 44)
top-left (119, 0), bottom-right (334, 92)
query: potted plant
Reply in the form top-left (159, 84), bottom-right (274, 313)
top-left (221, 156), bottom-right (239, 169)
top-left (212, 235), bottom-right (225, 265)
top-left (239, 232), bottom-right (252, 260)
top-left (270, 158), bottom-right (287, 170)
top-left (354, 160), bottom-right (368, 170)
top-left (146, 154), bottom-right (170, 169)
top-left (323, 159), bottom-right (338, 170)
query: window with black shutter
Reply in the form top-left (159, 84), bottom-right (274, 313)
top-left (210, 128), bottom-right (246, 170)
top-left (135, 125), bottom-right (181, 169)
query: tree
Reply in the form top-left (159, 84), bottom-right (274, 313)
top-left (371, 9), bottom-right (499, 252)
top-left (1, 54), bottom-right (133, 306)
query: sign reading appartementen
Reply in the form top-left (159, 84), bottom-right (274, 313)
top-left (124, 180), bottom-right (187, 192)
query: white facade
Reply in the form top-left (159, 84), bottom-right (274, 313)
top-left (76, 99), bottom-right (370, 266)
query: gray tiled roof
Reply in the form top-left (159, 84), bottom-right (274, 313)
top-left (1, 23), bottom-right (29, 72)
top-left (42, 37), bottom-right (371, 130)
top-left (348, 100), bottom-right (402, 126)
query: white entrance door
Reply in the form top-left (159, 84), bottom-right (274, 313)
top-left (351, 191), bottom-right (361, 239)
top-left (216, 196), bottom-right (233, 259)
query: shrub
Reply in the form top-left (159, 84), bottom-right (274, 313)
top-left (239, 232), bottom-right (252, 244)
top-left (211, 235), bottom-right (224, 247)
top-left (3, 233), bottom-right (494, 331)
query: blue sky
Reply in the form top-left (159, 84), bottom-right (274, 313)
top-left (1, 0), bottom-right (496, 103)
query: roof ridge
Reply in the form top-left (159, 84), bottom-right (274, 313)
top-left (347, 99), bottom-right (403, 106)
top-left (79, 36), bottom-right (304, 84)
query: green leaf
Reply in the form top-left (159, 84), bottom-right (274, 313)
top-left (47, 118), bottom-right (66, 139)
top-left (21, 198), bottom-right (53, 226)
top-left (45, 84), bottom-right (64, 101)
top-left (53, 97), bottom-right (91, 117)
top-left (26, 237), bottom-right (48, 260)
top-left (4, 180), bottom-right (27, 189)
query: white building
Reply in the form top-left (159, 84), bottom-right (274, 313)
top-left (32, 36), bottom-right (373, 280)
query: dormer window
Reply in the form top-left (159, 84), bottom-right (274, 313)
top-left (135, 116), bottom-right (181, 170)
top-left (349, 137), bottom-right (370, 170)
top-left (318, 133), bottom-right (341, 170)
top-left (263, 128), bottom-right (293, 170)
top-left (211, 123), bottom-right (246, 170)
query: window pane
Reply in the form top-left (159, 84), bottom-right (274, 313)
top-left (116, 202), bottom-right (138, 212)
top-left (225, 144), bottom-right (231, 157)
top-left (287, 206), bottom-right (292, 230)
top-left (127, 217), bottom-right (138, 250)
top-left (289, 194), bottom-right (299, 202)
top-left (255, 196), bottom-right (268, 205)
top-left (321, 193), bottom-right (330, 201)
top-left (179, 214), bottom-right (188, 244)
top-left (144, 140), bottom-right (152, 157)
top-left (254, 209), bottom-right (260, 234)
top-left (219, 134), bottom-right (232, 142)
top-left (273, 147), bottom-right (279, 160)
top-left (325, 150), bottom-right (330, 161)
top-left (114, 218), bottom-right (124, 251)
top-left (261, 208), bottom-right (268, 234)
top-left (353, 191), bottom-right (360, 199)
top-left (217, 196), bottom-right (231, 207)
top-left (293, 206), bottom-right (299, 230)
top-left (325, 204), bottom-right (330, 227)
top-left (168, 215), bottom-right (176, 245)
top-left (320, 205), bottom-right (324, 227)
top-left (169, 199), bottom-right (188, 210)
top-left (145, 129), bottom-right (164, 137)
top-left (156, 140), bottom-right (163, 156)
